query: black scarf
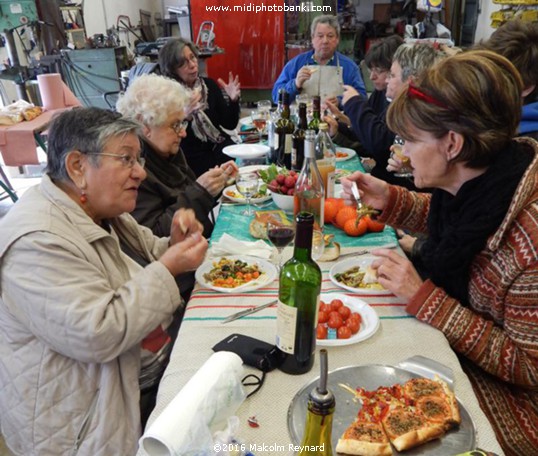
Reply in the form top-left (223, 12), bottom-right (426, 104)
top-left (415, 141), bottom-right (533, 305)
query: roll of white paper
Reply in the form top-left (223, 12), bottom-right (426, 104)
top-left (140, 351), bottom-right (245, 456)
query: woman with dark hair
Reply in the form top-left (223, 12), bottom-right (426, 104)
top-left (342, 50), bottom-right (538, 456)
top-left (158, 38), bottom-right (241, 177)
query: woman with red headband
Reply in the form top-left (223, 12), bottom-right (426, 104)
top-left (342, 50), bottom-right (538, 456)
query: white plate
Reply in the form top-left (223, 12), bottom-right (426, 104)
top-left (334, 147), bottom-right (357, 162)
top-left (223, 144), bottom-right (269, 159)
top-left (317, 293), bottom-right (380, 346)
top-left (329, 255), bottom-right (387, 294)
top-left (222, 184), bottom-right (272, 203)
top-left (195, 255), bottom-right (277, 293)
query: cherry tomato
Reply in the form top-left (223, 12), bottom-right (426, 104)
top-left (319, 303), bottom-right (331, 313)
top-left (317, 324), bottom-right (328, 339)
top-left (338, 305), bottom-right (351, 320)
top-left (349, 312), bottom-right (363, 325)
top-left (318, 311), bottom-right (329, 324)
top-left (345, 318), bottom-right (360, 334)
top-left (337, 326), bottom-right (352, 339)
top-left (330, 299), bottom-right (344, 311)
top-left (328, 314), bottom-right (344, 329)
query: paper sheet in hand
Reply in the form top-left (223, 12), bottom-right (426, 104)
top-left (301, 65), bottom-right (344, 100)
top-left (140, 351), bottom-right (245, 456)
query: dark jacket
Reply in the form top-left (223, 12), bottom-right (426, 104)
top-left (181, 77), bottom-right (240, 177)
top-left (343, 92), bottom-right (416, 189)
top-left (132, 139), bottom-right (215, 239)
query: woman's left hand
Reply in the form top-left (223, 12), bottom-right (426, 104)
top-left (170, 208), bottom-right (204, 245)
top-left (217, 72), bottom-right (241, 102)
top-left (370, 248), bottom-right (424, 301)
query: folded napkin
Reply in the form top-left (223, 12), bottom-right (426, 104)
top-left (210, 233), bottom-right (275, 259)
top-left (140, 351), bottom-right (245, 456)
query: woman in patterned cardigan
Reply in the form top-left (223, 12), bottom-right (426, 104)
top-left (342, 50), bottom-right (538, 456)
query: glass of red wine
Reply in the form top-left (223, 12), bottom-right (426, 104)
top-left (251, 109), bottom-right (268, 143)
top-left (267, 220), bottom-right (296, 270)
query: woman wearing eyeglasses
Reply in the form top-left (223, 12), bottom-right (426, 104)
top-left (0, 107), bottom-right (208, 455)
top-left (159, 38), bottom-right (241, 177)
top-left (116, 74), bottom-right (237, 301)
top-left (342, 50), bottom-right (538, 456)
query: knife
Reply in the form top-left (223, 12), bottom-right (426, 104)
top-left (221, 300), bottom-right (278, 324)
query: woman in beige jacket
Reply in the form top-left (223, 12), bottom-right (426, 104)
top-left (0, 107), bottom-right (208, 455)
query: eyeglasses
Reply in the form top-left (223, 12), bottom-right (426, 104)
top-left (178, 54), bottom-right (198, 69)
top-left (369, 67), bottom-right (389, 75)
top-left (86, 153), bottom-right (146, 169)
top-left (170, 120), bottom-right (189, 134)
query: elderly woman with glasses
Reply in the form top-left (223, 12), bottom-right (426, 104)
top-left (159, 38), bottom-right (241, 177)
top-left (342, 50), bottom-right (538, 456)
top-left (116, 74), bottom-right (238, 300)
top-left (0, 107), bottom-right (208, 455)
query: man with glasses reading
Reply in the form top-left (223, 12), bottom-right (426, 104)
top-left (272, 14), bottom-right (366, 105)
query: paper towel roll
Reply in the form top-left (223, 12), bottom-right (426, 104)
top-left (37, 74), bottom-right (82, 110)
top-left (140, 351), bottom-right (245, 456)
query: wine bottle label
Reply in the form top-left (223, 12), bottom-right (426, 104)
top-left (275, 300), bottom-right (298, 354)
top-left (284, 134), bottom-right (293, 155)
top-left (274, 133), bottom-right (279, 149)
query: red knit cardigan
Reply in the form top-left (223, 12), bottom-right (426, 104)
top-left (378, 137), bottom-right (538, 455)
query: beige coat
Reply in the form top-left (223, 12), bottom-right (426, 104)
top-left (0, 175), bottom-right (182, 455)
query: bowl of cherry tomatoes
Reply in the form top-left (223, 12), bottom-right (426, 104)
top-left (316, 293), bottom-right (380, 346)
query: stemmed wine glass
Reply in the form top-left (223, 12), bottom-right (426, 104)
top-left (267, 220), bottom-right (296, 270)
top-left (235, 173), bottom-right (259, 216)
top-left (251, 109), bottom-right (268, 144)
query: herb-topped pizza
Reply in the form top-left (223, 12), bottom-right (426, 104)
top-left (336, 377), bottom-right (461, 455)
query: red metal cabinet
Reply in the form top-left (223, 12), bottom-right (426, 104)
top-left (190, 2), bottom-right (285, 89)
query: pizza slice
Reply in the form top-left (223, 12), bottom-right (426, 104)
top-left (336, 417), bottom-right (392, 456)
top-left (403, 377), bottom-right (461, 429)
top-left (381, 405), bottom-right (446, 452)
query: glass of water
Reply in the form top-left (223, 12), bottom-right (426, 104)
top-left (235, 173), bottom-right (259, 216)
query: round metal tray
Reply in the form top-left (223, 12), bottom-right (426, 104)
top-left (288, 364), bottom-right (476, 455)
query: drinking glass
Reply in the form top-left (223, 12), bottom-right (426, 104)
top-left (256, 100), bottom-right (272, 113)
top-left (251, 109), bottom-right (268, 143)
top-left (390, 136), bottom-right (413, 178)
top-left (311, 228), bottom-right (325, 262)
top-left (236, 173), bottom-right (259, 216)
top-left (267, 220), bottom-right (295, 270)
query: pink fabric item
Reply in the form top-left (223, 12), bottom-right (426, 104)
top-left (0, 108), bottom-right (71, 166)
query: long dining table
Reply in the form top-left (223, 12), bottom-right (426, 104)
top-left (138, 155), bottom-right (503, 456)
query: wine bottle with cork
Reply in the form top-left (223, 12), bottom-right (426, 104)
top-left (275, 212), bottom-right (322, 375)
top-left (275, 90), bottom-right (295, 169)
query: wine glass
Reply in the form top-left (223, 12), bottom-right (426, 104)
top-left (390, 136), bottom-right (413, 178)
top-left (311, 228), bottom-right (325, 262)
top-left (251, 109), bottom-right (268, 143)
top-left (267, 220), bottom-right (296, 270)
top-left (236, 173), bottom-right (259, 216)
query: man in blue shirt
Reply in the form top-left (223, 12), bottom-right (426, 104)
top-left (272, 14), bottom-right (366, 104)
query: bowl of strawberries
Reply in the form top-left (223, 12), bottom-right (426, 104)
top-left (259, 164), bottom-right (297, 212)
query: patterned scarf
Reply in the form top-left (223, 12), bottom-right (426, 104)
top-left (186, 78), bottom-right (225, 144)
top-left (414, 141), bottom-right (533, 305)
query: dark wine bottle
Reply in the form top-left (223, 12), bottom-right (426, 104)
top-left (276, 212), bottom-right (322, 375)
top-left (291, 102), bottom-right (308, 171)
top-left (298, 349), bottom-right (335, 455)
top-left (308, 96), bottom-right (321, 133)
top-left (275, 91), bottom-right (295, 169)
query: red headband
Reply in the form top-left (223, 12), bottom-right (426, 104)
top-left (407, 83), bottom-right (449, 109)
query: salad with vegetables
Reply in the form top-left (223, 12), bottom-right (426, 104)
top-left (203, 257), bottom-right (263, 288)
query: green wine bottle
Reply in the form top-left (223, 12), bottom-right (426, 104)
top-left (276, 212), bottom-right (322, 374)
top-left (298, 349), bottom-right (335, 455)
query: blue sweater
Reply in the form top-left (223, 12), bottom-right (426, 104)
top-left (520, 101), bottom-right (538, 139)
top-left (272, 50), bottom-right (366, 103)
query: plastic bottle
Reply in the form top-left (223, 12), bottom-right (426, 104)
top-left (275, 211), bottom-right (322, 375)
top-left (298, 349), bottom-right (335, 455)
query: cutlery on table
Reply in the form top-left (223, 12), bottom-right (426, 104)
top-left (338, 243), bottom-right (398, 259)
top-left (221, 300), bottom-right (277, 324)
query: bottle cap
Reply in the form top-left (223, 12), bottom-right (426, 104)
top-left (319, 122), bottom-right (329, 131)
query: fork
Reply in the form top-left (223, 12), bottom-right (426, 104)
top-left (350, 182), bottom-right (380, 218)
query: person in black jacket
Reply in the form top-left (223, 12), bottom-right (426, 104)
top-left (338, 42), bottom-right (442, 188)
top-left (116, 73), bottom-right (238, 300)
top-left (159, 38), bottom-right (241, 177)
